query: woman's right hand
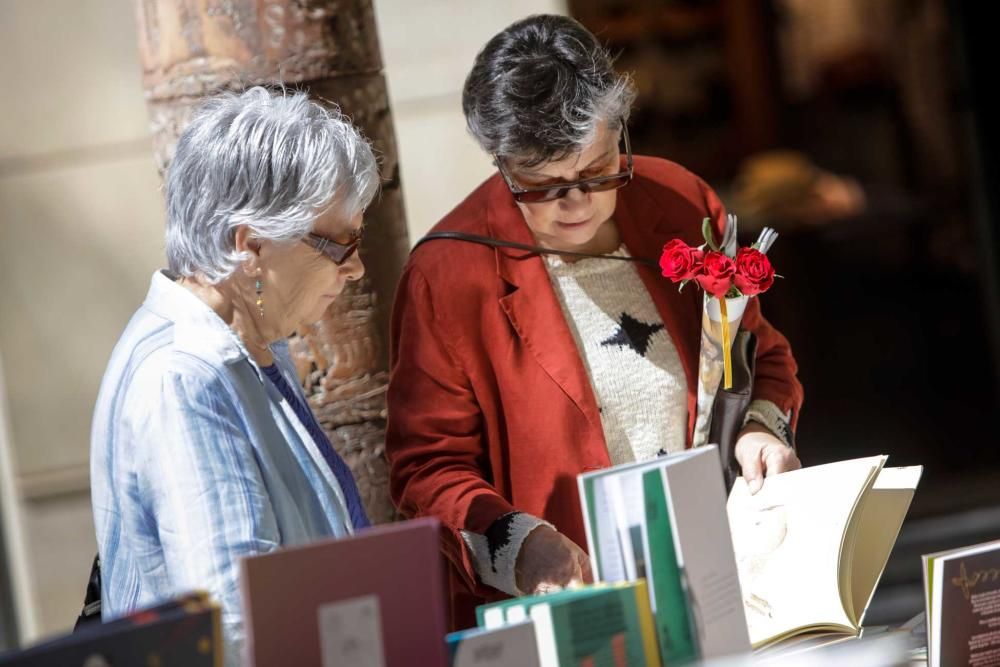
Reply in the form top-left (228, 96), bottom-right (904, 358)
top-left (514, 525), bottom-right (594, 595)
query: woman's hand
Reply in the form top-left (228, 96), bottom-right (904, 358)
top-left (515, 525), bottom-right (594, 595)
top-left (735, 422), bottom-right (801, 494)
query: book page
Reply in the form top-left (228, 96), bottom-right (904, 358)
top-left (580, 452), bottom-right (702, 583)
top-left (663, 447), bottom-right (750, 657)
top-left (581, 477), bottom-right (627, 583)
top-left (848, 466), bottom-right (922, 624)
top-left (605, 471), bottom-right (652, 583)
top-left (727, 456), bottom-right (885, 647)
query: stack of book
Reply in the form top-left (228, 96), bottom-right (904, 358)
top-left (575, 448), bottom-right (922, 661)
top-left (451, 580), bottom-right (658, 666)
top-left (4, 453), bottom-right (926, 667)
top-left (578, 445), bottom-right (750, 664)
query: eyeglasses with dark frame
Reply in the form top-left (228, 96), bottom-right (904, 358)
top-left (493, 126), bottom-right (634, 203)
top-left (300, 229), bottom-right (363, 265)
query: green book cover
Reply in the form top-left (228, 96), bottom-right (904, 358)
top-left (582, 476), bottom-right (604, 579)
top-left (477, 583), bottom-right (653, 667)
top-left (643, 468), bottom-right (699, 665)
top-left (476, 585), bottom-right (610, 628)
top-left (926, 557), bottom-right (935, 632)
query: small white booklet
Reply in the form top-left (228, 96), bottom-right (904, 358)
top-left (726, 455), bottom-right (922, 649)
top-left (578, 445), bottom-right (750, 663)
top-left (447, 620), bottom-right (543, 667)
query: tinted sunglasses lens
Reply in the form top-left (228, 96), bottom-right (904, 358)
top-left (515, 174), bottom-right (632, 202)
top-left (328, 241), bottom-right (360, 265)
top-left (514, 188), bottom-right (563, 203)
top-left (592, 173), bottom-right (632, 192)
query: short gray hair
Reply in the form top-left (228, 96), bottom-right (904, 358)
top-left (462, 15), bottom-right (636, 168)
top-left (165, 86), bottom-right (379, 283)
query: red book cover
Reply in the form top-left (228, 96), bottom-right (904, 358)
top-left (240, 517), bottom-right (447, 667)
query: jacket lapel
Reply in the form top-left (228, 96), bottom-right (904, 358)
top-left (485, 178), bottom-right (603, 430)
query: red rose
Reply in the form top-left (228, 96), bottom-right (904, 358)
top-left (659, 239), bottom-right (704, 282)
top-left (695, 251), bottom-right (736, 298)
top-left (733, 247), bottom-right (775, 296)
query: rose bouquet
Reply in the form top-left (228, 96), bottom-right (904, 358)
top-left (659, 215), bottom-right (779, 447)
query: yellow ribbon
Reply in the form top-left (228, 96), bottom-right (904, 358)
top-left (719, 296), bottom-right (732, 390)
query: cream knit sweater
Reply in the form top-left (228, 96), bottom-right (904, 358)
top-left (546, 245), bottom-right (689, 464)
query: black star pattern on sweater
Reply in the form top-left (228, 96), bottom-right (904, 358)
top-left (484, 512), bottom-right (519, 573)
top-left (600, 313), bottom-right (665, 357)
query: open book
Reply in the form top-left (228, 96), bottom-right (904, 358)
top-left (726, 455), bottom-right (922, 649)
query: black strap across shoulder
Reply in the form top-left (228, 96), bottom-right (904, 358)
top-left (412, 231), bottom-right (659, 269)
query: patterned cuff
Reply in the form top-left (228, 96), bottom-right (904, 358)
top-left (460, 512), bottom-right (552, 597)
top-left (743, 399), bottom-right (794, 448)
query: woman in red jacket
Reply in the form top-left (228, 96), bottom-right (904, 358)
top-left (386, 14), bottom-right (804, 630)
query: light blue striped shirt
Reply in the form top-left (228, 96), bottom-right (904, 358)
top-left (91, 270), bottom-right (353, 665)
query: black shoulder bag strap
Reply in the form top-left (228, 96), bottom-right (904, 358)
top-left (411, 231), bottom-right (659, 268)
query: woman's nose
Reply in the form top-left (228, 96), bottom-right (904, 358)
top-left (341, 253), bottom-right (365, 282)
top-left (559, 186), bottom-right (591, 210)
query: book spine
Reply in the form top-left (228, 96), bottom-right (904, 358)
top-left (922, 554), bottom-right (933, 664)
top-left (631, 580), bottom-right (661, 667)
top-left (529, 605), bottom-right (560, 667)
top-left (581, 476), bottom-right (603, 580)
top-left (643, 468), bottom-right (699, 665)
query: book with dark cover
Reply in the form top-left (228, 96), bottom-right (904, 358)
top-left (925, 539), bottom-right (1000, 667)
top-left (0, 592), bottom-right (220, 667)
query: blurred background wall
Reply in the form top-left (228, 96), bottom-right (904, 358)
top-left (566, 0), bottom-right (999, 626)
top-left (0, 0), bottom-right (564, 645)
top-left (1, 0), bottom-right (997, 649)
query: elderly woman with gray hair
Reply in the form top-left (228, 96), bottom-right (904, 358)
top-left (90, 87), bottom-right (377, 662)
top-left (386, 15), bottom-right (804, 629)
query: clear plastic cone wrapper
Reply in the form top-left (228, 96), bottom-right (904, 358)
top-left (692, 294), bottom-right (749, 448)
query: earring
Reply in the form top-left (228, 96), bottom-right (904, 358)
top-left (255, 277), bottom-right (264, 318)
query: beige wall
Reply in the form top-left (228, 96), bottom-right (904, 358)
top-left (0, 0), bottom-right (564, 644)
top-left (0, 0), bottom-right (165, 641)
top-left (374, 0), bottom-right (567, 240)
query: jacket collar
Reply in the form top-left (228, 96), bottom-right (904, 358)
top-left (142, 270), bottom-right (288, 372)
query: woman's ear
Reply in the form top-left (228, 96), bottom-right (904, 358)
top-left (234, 226), bottom-right (263, 273)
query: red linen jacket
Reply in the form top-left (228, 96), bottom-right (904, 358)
top-left (385, 156), bottom-right (803, 630)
